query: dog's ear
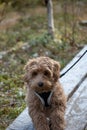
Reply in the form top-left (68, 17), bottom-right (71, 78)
top-left (24, 60), bottom-right (37, 71)
top-left (23, 63), bottom-right (29, 83)
top-left (53, 61), bottom-right (60, 82)
top-left (23, 60), bottom-right (37, 82)
top-left (23, 64), bottom-right (30, 83)
top-left (23, 73), bottom-right (29, 83)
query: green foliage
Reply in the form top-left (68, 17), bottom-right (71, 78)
top-left (0, 72), bottom-right (26, 129)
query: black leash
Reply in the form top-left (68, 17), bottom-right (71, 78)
top-left (60, 50), bottom-right (87, 78)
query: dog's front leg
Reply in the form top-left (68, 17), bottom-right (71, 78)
top-left (50, 109), bottom-right (65, 130)
top-left (29, 110), bottom-right (50, 130)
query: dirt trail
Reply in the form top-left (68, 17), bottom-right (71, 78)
top-left (0, 12), bottom-right (21, 30)
top-left (0, 6), bottom-right (46, 30)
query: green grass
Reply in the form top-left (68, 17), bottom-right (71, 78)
top-left (0, 1), bottom-right (87, 129)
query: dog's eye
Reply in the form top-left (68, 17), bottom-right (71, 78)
top-left (32, 71), bottom-right (38, 77)
top-left (44, 70), bottom-right (50, 77)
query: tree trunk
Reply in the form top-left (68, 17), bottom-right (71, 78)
top-left (47, 0), bottom-right (54, 38)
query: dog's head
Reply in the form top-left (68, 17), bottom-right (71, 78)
top-left (24, 57), bottom-right (60, 93)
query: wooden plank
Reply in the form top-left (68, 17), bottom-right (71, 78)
top-left (65, 78), bottom-right (87, 130)
top-left (6, 46), bottom-right (87, 130)
top-left (60, 45), bottom-right (87, 98)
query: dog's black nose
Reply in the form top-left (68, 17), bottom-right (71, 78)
top-left (38, 82), bottom-right (44, 87)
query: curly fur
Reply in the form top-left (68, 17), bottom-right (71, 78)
top-left (24, 57), bottom-right (66, 130)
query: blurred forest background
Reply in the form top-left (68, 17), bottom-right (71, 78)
top-left (0, 0), bottom-right (87, 129)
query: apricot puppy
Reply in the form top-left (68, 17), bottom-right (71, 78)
top-left (24, 57), bottom-right (66, 130)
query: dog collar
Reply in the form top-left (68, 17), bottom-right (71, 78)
top-left (34, 90), bottom-right (54, 107)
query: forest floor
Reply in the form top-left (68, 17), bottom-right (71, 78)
top-left (0, 1), bottom-right (87, 129)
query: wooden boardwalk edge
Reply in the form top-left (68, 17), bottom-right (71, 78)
top-left (60, 45), bottom-right (87, 98)
top-left (65, 78), bottom-right (87, 130)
